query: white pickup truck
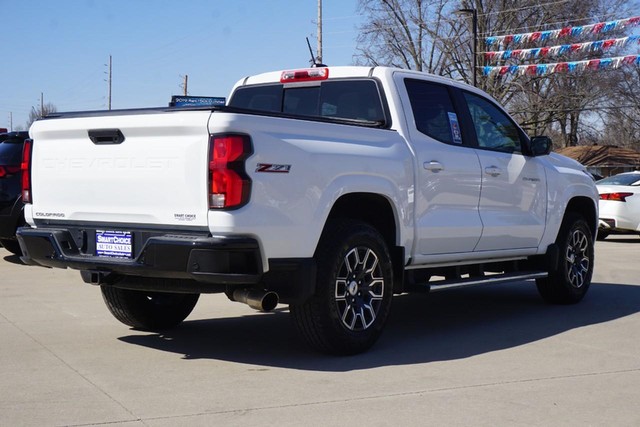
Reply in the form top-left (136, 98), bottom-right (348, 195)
top-left (17, 66), bottom-right (598, 355)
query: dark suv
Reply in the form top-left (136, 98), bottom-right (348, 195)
top-left (0, 131), bottom-right (29, 255)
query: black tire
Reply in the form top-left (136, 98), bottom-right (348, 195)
top-left (596, 230), bottom-right (609, 241)
top-left (101, 284), bottom-right (199, 330)
top-left (537, 212), bottom-right (594, 304)
top-left (290, 219), bottom-right (393, 355)
top-left (0, 239), bottom-right (22, 256)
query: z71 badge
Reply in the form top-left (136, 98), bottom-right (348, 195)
top-left (256, 163), bottom-right (291, 173)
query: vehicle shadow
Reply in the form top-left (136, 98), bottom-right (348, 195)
top-left (602, 237), bottom-right (640, 244)
top-left (2, 254), bottom-right (26, 265)
top-left (118, 281), bottom-right (640, 371)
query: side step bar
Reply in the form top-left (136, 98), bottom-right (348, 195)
top-left (415, 271), bottom-right (548, 293)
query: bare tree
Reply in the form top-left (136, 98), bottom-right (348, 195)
top-left (355, 0), bottom-right (456, 73)
top-left (26, 102), bottom-right (57, 129)
top-left (601, 67), bottom-right (640, 148)
top-left (356, 0), bottom-right (640, 148)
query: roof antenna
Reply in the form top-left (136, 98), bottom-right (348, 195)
top-left (306, 37), bottom-right (326, 68)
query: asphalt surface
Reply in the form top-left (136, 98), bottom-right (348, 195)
top-left (1, 236), bottom-right (639, 426)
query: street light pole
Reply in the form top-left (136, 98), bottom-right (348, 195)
top-left (458, 8), bottom-right (478, 87)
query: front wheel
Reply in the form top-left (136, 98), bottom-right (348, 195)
top-left (101, 284), bottom-right (199, 330)
top-left (290, 219), bottom-right (393, 355)
top-left (537, 212), bottom-right (594, 304)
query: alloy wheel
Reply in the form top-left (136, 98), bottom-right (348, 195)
top-left (334, 246), bottom-right (385, 331)
top-left (565, 228), bottom-right (590, 289)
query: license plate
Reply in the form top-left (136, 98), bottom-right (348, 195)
top-left (96, 230), bottom-right (133, 258)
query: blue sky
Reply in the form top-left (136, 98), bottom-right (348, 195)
top-left (1, 0), bottom-right (363, 130)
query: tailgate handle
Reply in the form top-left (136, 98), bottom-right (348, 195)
top-left (88, 129), bottom-right (125, 145)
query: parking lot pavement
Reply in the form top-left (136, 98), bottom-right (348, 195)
top-left (1, 237), bottom-right (639, 426)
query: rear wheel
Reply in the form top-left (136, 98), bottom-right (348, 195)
top-left (290, 219), bottom-right (393, 355)
top-left (1, 211), bottom-right (25, 256)
top-left (101, 284), bottom-right (199, 330)
top-left (0, 239), bottom-right (22, 256)
top-left (537, 212), bottom-right (593, 304)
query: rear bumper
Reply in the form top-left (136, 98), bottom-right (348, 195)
top-left (598, 217), bottom-right (640, 233)
top-left (17, 226), bottom-right (263, 285)
top-left (598, 218), bottom-right (615, 229)
top-left (16, 226), bottom-right (316, 304)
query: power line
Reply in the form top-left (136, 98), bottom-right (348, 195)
top-left (477, 0), bottom-right (572, 18)
top-left (326, 2), bottom-right (577, 23)
top-left (511, 104), bottom-right (640, 114)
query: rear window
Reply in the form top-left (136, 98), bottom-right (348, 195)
top-left (0, 141), bottom-right (24, 164)
top-left (227, 84), bottom-right (282, 112)
top-left (229, 80), bottom-right (386, 124)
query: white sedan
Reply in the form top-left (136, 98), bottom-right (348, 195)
top-left (596, 171), bottom-right (640, 240)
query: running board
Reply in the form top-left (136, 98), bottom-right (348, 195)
top-left (424, 271), bottom-right (548, 293)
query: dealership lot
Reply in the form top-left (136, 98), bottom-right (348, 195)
top-left (1, 237), bottom-right (639, 426)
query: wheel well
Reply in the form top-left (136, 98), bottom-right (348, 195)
top-left (325, 193), bottom-right (404, 293)
top-left (326, 193), bottom-right (397, 248)
top-left (565, 196), bottom-right (597, 237)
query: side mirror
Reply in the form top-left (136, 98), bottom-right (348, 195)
top-left (529, 136), bottom-right (552, 156)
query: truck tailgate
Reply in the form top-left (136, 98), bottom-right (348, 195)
top-left (28, 110), bottom-right (212, 228)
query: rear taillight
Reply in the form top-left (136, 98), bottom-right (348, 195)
top-left (0, 165), bottom-right (20, 179)
top-left (599, 192), bottom-right (633, 202)
top-left (208, 134), bottom-right (252, 209)
top-left (21, 139), bottom-right (33, 203)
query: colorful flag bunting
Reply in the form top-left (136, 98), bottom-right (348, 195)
top-left (482, 54), bottom-right (640, 77)
top-left (485, 16), bottom-right (640, 48)
top-left (484, 36), bottom-right (640, 63)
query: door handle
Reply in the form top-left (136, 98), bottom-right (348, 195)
top-left (484, 166), bottom-right (501, 177)
top-left (424, 161), bottom-right (444, 173)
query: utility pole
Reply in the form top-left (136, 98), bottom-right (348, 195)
top-left (107, 55), bottom-right (112, 110)
top-left (40, 93), bottom-right (44, 117)
top-left (183, 75), bottom-right (188, 96)
top-left (9, 112), bottom-right (12, 131)
top-left (317, 0), bottom-right (323, 64)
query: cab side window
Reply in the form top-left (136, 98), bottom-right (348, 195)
top-left (405, 79), bottom-right (463, 145)
top-left (463, 92), bottom-right (522, 154)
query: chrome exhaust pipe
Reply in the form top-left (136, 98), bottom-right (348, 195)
top-left (231, 288), bottom-right (279, 312)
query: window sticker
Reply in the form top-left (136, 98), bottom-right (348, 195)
top-left (447, 112), bottom-right (463, 144)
